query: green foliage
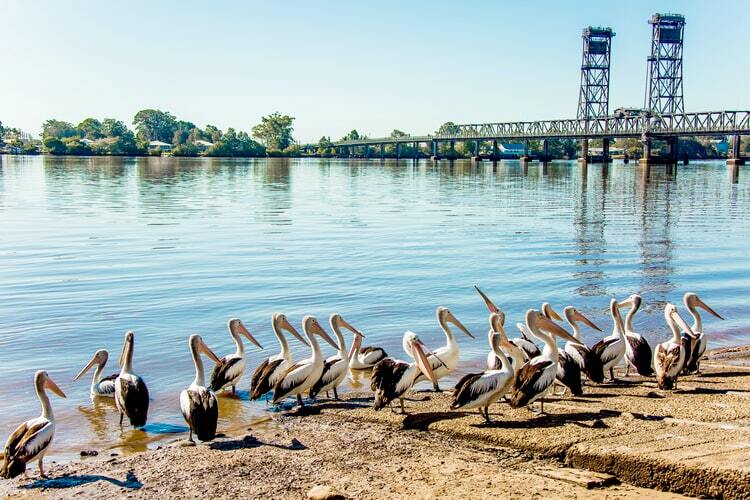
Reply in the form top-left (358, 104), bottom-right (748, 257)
top-left (62, 137), bottom-right (92, 155)
top-left (251, 112), bottom-right (295, 150)
top-left (546, 139), bottom-right (578, 158)
top-left (77, 118), bottom-right (103, 139)
top-left (101, 118), bottom-right (130, 138)
top-left (317, 136), bottom-right (334, 157)
top-left (172, 143), bottom-right (201, 157)
top-left (614, 138), bottom-right (643, 157)
top-left (205, 128), bottom-right (265, 157)
top-left (89, 136), bottom-right (140, 156)
top-left (133, 109), bottom-right (177, 147)
top-left (172, 120), bottom-right (197, 145)
top-left (43, 136), bottom-right (67, 154)
top-left (42, 119), bottom-right (79, 139)
top-left (436, 122), bottom-right (459, 135)
top-left (390, 129), bottom-right (408, 138)
top-left (23, 142), bottom-right (39, 155)
top-left (342, 129), bottom-right (360, 141)
top-left (204, 125), bottom-right (223, 143)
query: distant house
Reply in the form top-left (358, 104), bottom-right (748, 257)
top-left (148, 140), bottom-right (172, 152)
top-left (193, 140), bottom-right (214, 152)
top-left (80, 138), bottom-right (94, 145)
top-left (499, 143), bottom-right (525, 156)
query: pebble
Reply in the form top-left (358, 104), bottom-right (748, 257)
top-left (80, 450), bottom-right (99, 457)
top-left (307, 485), bottom-right (345, 500)
top-left (591, 419), bottom-right (607, 429)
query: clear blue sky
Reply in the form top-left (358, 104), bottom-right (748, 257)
top-left (2, 0), bottom-right (748, 142)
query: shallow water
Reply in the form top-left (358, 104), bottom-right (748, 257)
top-left (1, 155), bottom-right (748, 461)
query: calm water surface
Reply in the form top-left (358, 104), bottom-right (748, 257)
top-left (1, 155), bottom-right (749, 460)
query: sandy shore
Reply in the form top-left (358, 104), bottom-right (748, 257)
top-left (3, 347), bottom-right (750, 499)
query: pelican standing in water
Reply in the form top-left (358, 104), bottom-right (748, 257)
top-left (209, 318), bottom-right (264, 395)
top-left (486, 312), bottom-right (527, 374)
top-left (452, 330), bottom-right (515, 422)
top-left (73, 349), bottom-right (118, 398)
top-left (592, 299), bottom-right (627, 382)
top-left (249, 313), bottom-right (309, 401)
top-left (654, 304), bottom-right (696, 390)
top-left (371, 333), bottom-right (437, 413)
top-left (510, 309), bottom-right (583, 413)
top-left (272, 316), bottom-right (338, 408)
top-left (410, 307), bottom-right (475, 391)
top-left (181, 335), bottom-right (222, 442)
top-left (114, 331), bottom-right (149, 428)
top-left (562, 307), bottom-right (605, 384)
top-left (309, 314), bottom-right (365, 400)
top-left (681, 292), bottom-right (724, 374)
top-left (1, 371), bottom-right (66, 479)
top-left (617, 294), bottom-right (654, 377)
top-left (474, 286), bottom-right (540, 359)
top-left (347, 323), bottom-right (388, 370)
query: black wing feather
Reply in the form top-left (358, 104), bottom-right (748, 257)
top-left (250, 358), bottom-right (284, 400)
top-left (120, 377), bottom-right (149, 427)
top-left (370, 358), bottom-right (410, 410)
top-left (627, 335), bottom-right (654, 376)
top-left (309, 358), bottom-right (341, 399)
top-left (510, 359), bottom-right (554, 408)
top-left (209, 356), bottom-right (242, 392)
top-left (450, 372), bottom-right (484, 409)
top-left (183, 390), bottom-right (218, 442)
top-left (556, 352), bottom-right (583, 396)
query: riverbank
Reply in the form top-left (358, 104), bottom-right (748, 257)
top-left (3, 347), bottom-right (750, 499)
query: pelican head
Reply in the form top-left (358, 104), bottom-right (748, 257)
top-left (684, 293), bottom-right (724, 320)
top-left (664, 303), bottom-right (696, 338)
top-left (437, 307), bottom-right (475, 339)
top-left (407, 335), bottom-right (437, 386)
top-left (330, 313), bottom-right (366, 339)
top-left (189, 334), bottom-right (222, 363)
top-left (273, 313), bottom-right (310, 347)
top-left (474, 285), bottom-right (501, 314)
top-left (36, 370), bottom-right (66, 398)
top-left (562, 306), bottom-right (602, 332)
top-left (541, 303), bottom-right (563, 321)
top-left (302, 316), bottom-right (338, 348)
top-left (74, 349), bottom-right (109, 381)
top-left (228, 318), bottom-right (264, 350)
top-left (119, 331), bottom-right (135, 368)
top-left (489, 312), bottom-right (513, 347)
top-left (617, 294), bottom-right (642, 312)
top-left (526, 309), bottom-right (582, 345)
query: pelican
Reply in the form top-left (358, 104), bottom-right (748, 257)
top-left (410, 307), bottom-right (475, 391)
top-left (452, 331), bottom-right (515, 422)
top-left (114, 331), bottom-right (149, 428)
top-left (371, 333), bottom-right (437, 413)
top-left (309, 314), bottom-right (365, 400)
top-left (510, 309), bottom-right (583, 413)
top-left (73, 349), bottom-right (118, 398)
top-left (249, 313), bottom-right (309, 401)
top-left (486, 312), bottom-right (527, 374)
top-left (209, 318), bottom-right (264, 395)
top-left (562, 306), bottom-right (605, 384)
top-left (591, 299), bottom-right (627, 381)
top-left (474, 285), bottom-right (540, 359)
top-left (272, 316), bottom-right (338, 408)
top-left (1, 371), bottom-right (66, 479)
top-left (681, 292), bottom-right (724, 374)
top-left (654, 304), bottom-right (696, 390)
top-left (348, 325), bottom-right (388, 370)
top-left (617, 294), bottom-right (654, 377)
top-left (180, 334), bottom-right (221, 442)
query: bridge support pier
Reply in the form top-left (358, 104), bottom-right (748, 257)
top-left (539, 139), bottom-right (552, 163)
top-left (413, 142), bottom-right (419, 159)
top-left (431, 140), bottom-right (438, 160)
top-left (728, 135), bottom-right (744, 183)
top-left (449, 141), bottom-right (455, 159)
top-left (602, 138), bottom-right (611, 163)
top-left (396, 143), bottom-right (401, 159)
top-left (492, 140), bottom-right (499, 160)
top-left (471, 140), bottom-right (481, 162)
top-left (380, 144), bottom-right (385, 159)
top-left (578, 139), bottom-right (589, 164)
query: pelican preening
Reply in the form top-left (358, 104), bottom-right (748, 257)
top-left (272, 316), bottom-right (338, 408)
top-left (1, 371), bottom-right (66, 479)
top-left (209, 318), bottom-right (264, 395)
top-left (654, 304), bottom-right (696, 390)
top-left (180, 335), bottom-right (221, 443)
top-left (487, 312), bottom-right (527, 374)
top-left (73, 349), bottom-right (118, 398)
top-left (348, 326), bottom-right (388, 370)
top-left (249, 313), bottom-right (308, 401)
top-left (114, 331), bottom-right (150, 428)
top-left (681, 292), bottom-right (724, 374)
top-left (510, 310), bottom-right (583, 413)
top-left (617, 294), bottom-right (654, 377)
top-left (452, 330), bottom-right (514, 422)
top-left (371, 333), bottom-right (437, 413)
top-left (475, 285), bottom-right (540, 359)
top-left (309, 314), bottom-right (364, 400)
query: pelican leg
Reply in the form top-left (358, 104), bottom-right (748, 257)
top-left (38, 457), bottom-right (46, 479)
top-left (297, 394), bottom-right (304, 408)
top-left (483, 407), bottom-right (492, 423)
top-left (188, 429), bottom-right (194, 443)
top-left (232, 385), bottom-right (236, 395)
top-left (433, 382), bottom-right (441, 392)
top-left (400, 398), bottom-right (406, 414)
top-left (389, 401), bottom-right (398, 414)
top-left (609, 368), bottom-right (617, 382)
top-left (333, 387), bottom-right (339, 400)
top-left (539, 399), bottom-right (545, 415)
top-left (119, 412), bottom-right (124, 427)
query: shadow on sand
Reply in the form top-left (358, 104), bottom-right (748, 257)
top-left (23, 470), bottom-right (142, 490)
top-left (209, 435), bottom-right (307, 452)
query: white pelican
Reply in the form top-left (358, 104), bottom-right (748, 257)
top-left (371, 333), bottom-right (437, 413)
top-left (249, 313), bottom-right (309, 401)
top-left (180, 334), bottom-right (221, 442)
top-left (591, 299), bottom-right (627, 381)
top-left (1, 371), bottom-right (66, 479)
top-left (562, 306), bottom-right (605, 384)
top-left (410, 307), bottom-right (475, 391)
top-left (452, 330), bottom-right (515, 422)
top-left (347, 322), bottom-right (388, 370)
top-left (617, 294), bottom-right (654, 377)
top-left (309, 314), bottom-right (364, 400)
top-left (654, 303), bottom-right (696, 390)
top-left (474, 285), bottom-right (540, 359)
top-left (209, 318), bottom-right (264, 395)
top-left (681, 292), bottom-right (724, 374)
top-left (486, 312), bottom-right (527, 374)
top-left (73, 349), bottom-right (118, 398)
top-left (510, 309), bottom-right (582, 413)
top-left (540, 304), bottom-right (584, 396)
top-left (114, 331), bottom-right (149, 428)
top-left (272, 316), bottom-right (338, 408)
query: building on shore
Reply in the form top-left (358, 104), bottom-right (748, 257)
top-left (148, 140), bottom-right (172, 153)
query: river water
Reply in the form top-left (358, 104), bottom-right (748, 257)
top-left (0, 155), bottom-right (748, 461)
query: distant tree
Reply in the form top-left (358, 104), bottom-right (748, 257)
top-left (343, 129), bottom-right (360, 141)
top-left (436, 122), bottom-right (459, 135)
top-left (77, 118), bottom-right (103, 139)
top-left (390, 129), bottom-right (408, 138)
top-left (42, 119), bottom-right (79, 139)
top-left (251, 112), bottom-right (295, 150)
top-left (0, 120), bottom-right (4, 148)
top-left (172, 120), bottom-right (197, 145)
top-left (317, 136), bottom-right (334, 156)
top-left (547, 139), bottom-right (578, 158)
top-left (101, 118), bottom-right (130, 138)
top-left (132, 109), bottom-right (177, 147)
top-left (43, 136), bottom-right (67, 154)
top-left (63, 137), bottom-right (92, 155)
top-left (205, 128), bottom-right (265, 157)
top-left (614, 138), bottom-right (643, 158)
top-left (172, 143), bottom-right (201, 157)
top-left (204, 124), bottom-right (223, 143)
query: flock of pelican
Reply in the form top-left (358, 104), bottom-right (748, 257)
top-left (1, 288), bottom-right (723, 480)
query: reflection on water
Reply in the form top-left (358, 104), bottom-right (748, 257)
top-left (1, 155), bottom-right (749, 461)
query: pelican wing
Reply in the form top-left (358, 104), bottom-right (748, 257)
top-left (681, 332), bottom-right (701, 374)
top-left (451, 372), bottom-right (501, 409)
top-left (180, 388), bottom-right (218, 442)
top-left (556, 352), bottom-right (583, 396)
top-left (656, 343), bottom-right (683, 374)
top-left (209, 355), bottom-right (243, 392)
top-left (250, 358), bottom-right (282, 399)
top-left (98, 374), bottom-right (117, 396)
top-left (511, 337), bottom-right (541, 359)
top-left (1, 419), bottom-right (52, 479)
top-left (626, 334), bottom-right (654, 376)
top-left (309, 357), bottom-right (345, 398)
top-left (592, 336), bottom-right (621, 366)
top-left (371, 358), bottom-right (410, 410)
top-left (116, 375), bottom-right (149, 427)
top-left (510, 358), bottom-right (554, 408)
top-left (359, 346), bottom-right (387, 365)
top-left (272, 362), bottom-right (312, 403)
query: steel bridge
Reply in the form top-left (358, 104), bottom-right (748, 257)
top-left (308, 12), bottom-right (748, 174)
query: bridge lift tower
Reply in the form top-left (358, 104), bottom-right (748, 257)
top-left (577, 26), bottom-right (615, 163)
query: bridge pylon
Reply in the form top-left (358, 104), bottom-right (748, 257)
top-left (645, 13), bottom-right (685, 115)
